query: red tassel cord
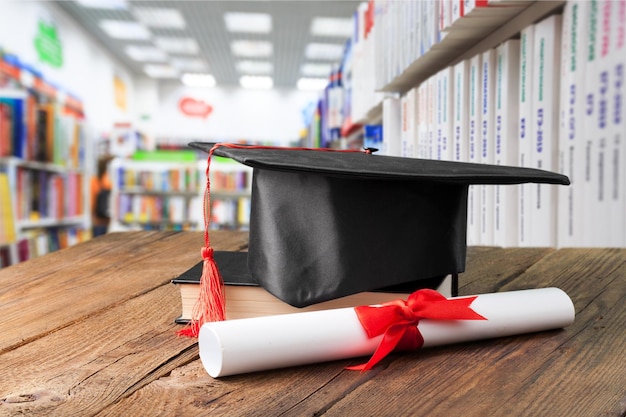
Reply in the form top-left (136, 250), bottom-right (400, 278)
top-left (177, 144), bottom-right (226, 337)
top-left (178, 143), bottom-right (373, 338)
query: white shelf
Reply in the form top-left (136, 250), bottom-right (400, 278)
top-left (379, 1), bottom-right (566, 94)
top-left (16, 216), bottom-right (87, 230)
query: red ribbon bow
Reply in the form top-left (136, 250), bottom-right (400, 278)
top-left (348, 289), bottom-right (487, 371)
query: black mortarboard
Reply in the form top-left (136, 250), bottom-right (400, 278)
top-left (185, 142), bottom-right (569, 321)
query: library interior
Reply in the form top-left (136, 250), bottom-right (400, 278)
top-left (1, 0), bottom-right (625, 267)
top-left (0, 1), bottom-right (625, 416)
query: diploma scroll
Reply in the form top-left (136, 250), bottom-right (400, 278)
top-left (198, 288), bottom-right (575, 377)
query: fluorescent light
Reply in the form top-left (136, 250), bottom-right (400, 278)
top-left (144, 64), bottom-right (179, 78)
top-left (171, 58), bottom-right (208, 72)
top-left (76, 0), bottom-right (127, 10)
top-left (99, 20), bottom-right (151, 40)
top-left (124, 45), bottom-right (168, 62)
top-left (133, 6), bottom-right (186, 29)
top-left (181, 73), bottom-right (216, 88)
top-left (231, 40), bottom-right (273, 58)
top-left (305, 43), bottom-right (344, 60)
top-left (154, 37), bottom-right (199, 54)
top-left (239, 75), bottom-right (273, 89)
top-left (301, 63), bottom-right (332, 77)
top-left (236, 60), bottom-right (273, 74)
top-left (297, 77), bottom-right (328, 91)
top-left (224, 12), bottom-right (272, 33)
top-left (311, 17), bottom-right (353, 37)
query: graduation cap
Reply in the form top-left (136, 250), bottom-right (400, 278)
top-left (180, 142), bottom-right (569, 336)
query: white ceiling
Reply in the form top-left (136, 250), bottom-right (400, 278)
top-left (56, 0), bottom-right (360, 89)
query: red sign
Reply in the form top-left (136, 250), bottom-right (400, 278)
top-left (178, 97), bottom-right (213, 119)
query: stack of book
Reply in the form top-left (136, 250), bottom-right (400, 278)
top-left (172, 251), bottom-right (453, 323)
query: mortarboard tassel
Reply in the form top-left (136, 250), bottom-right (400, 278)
top-left (177, 143), bottom-right (226, 337)
top-left (178, 143), bottom-right (374, 338)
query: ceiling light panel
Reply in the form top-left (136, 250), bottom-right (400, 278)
top-left (239, 75), bottom-right (273, 89)
top-left (236, 61), bottom-right (273, 74)
top-left (144, 64), bottom-right (179, 78)
top-left (154, 37), bottom-right (199, 54)
top-left (301, 63), bottom-right (332, 77)
top-left (76, 0), bottom-right (127, 10)
top-left (305, 43), bottom-right (344, 60)
top-left (132, 6), bottom-right (186, 29)
top-left (224, 12), bottom-right (272, 34)
top-left (310, 17), bottom-right (354, 37)
top-left (231, 40), bottom-right (273, 58)
top-left (181, 73), bottom-right (216, 88)
top-left (171, 58), bottom-right (208, 72)
top-left (99, 20), bottom-right (151, 40)
top-left (125, 45), bottom-right (168, 62)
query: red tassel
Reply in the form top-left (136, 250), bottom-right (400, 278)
top-left (177, 247), bottom-right (226, 337)
top-left (178, 143), bottom-right (227, 338)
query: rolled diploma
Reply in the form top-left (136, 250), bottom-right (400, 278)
top-left (198, 287), bottom-right (575, 377)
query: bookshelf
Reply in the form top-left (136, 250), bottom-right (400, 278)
top-left (308, 0), bottom-right (625, 248)
top-left (0, 51), bottom-right (89, 268)
top-left (109, 153), bottom-right (252, 232)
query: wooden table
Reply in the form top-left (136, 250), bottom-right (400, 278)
top-left (0, 231), bottom-right (624, 416)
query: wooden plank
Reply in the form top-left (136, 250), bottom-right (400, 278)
top-left (461, 246), bottom-right (554, 294)
top-left (0, 231), bottom-right (247, 354)
top-left (0, 284), bottom-right (196, 415)
top-left (294, 249), bottom-right (626, 416)
top-left (99, 248), bottom-right (625, 416)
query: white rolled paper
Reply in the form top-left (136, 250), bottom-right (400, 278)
top-left (198, 287), bottom-right (575, 377)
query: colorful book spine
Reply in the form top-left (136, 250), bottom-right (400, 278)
top-left (480, 48), bottom-right (497, 246)
top-left (530, 14), bottom-right (562, 247)
top-left (453, 60), bottom-right (470, 163)
top-left (401, 87), bottom-right (417, 158)
top-left (417, 83), bottom-right (429, 158)
top-left (468, 53), bottom-right (483, 245)
top-left (610, 0), bottom-right (626, 247)
top-left (589, 0), bottom-right (615, 246)
top-left (518, 24), bottom-right (535, 247)
top-left (558, 1), bottom-right (590, 248)
top-left (0, 172), bottom-right (17, 245)
top-left (582, 0), bottom-right (602, 246)
top-left (426, 75), bottom-right (437, 160)
top-left (494, 39), bottom-right (521, 247)
top-left (437, 67), bottom-right (454, 161)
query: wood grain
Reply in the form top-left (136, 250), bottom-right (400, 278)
top-left (1, 233), bottom-right (624, 417)
top-left (0, 231), bottom-right (247, 354)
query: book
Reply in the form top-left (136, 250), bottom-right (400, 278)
top-left (468, 53), bottom-right (483, 245)
top-left (582, 1), bottom-right (603, 246)
top-left (558, 1), bottom-right (589, 248)
top-left (604, 0), bottom-right (625, 247)
top-left (400, 88), bottom-right (416, 158)
top-left (612, 0), bottom-right (626, 247)
top-left (0, 172), bottom-right (17, 245)
top-left (426, 75), bottom-right (436, 159)
top-left (437, 66), bottom-right (454, 161)
top-left (530, 14), bottom-right (562, 247)
top-left (494, 39), bottom-right (520, 247)
top-left (479, 48), bottom-right (497, 246)
top-left (453, 59), bottom-right (470, 163)
top-left (172, 251), bottom-right (453, 323)
top-left (518, 24), bottom-right (535, 247)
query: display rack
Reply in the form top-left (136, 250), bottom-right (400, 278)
top-left (109, 153), bottom-right (252, 232)
top-left (0, 51), bottom-right (89, 268)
